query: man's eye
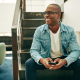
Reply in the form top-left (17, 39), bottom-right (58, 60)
top-left (48, 11), bottom-right (51, 14)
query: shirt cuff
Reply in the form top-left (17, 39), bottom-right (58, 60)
top-left (65, 57), bottom-right (73, 67)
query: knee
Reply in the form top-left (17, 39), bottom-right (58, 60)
top-left (25, 58), bottom-right (35, 68)
top-left (25, 58), bottom-right (31, 67)
top-left (74, 59), bottom-right (80, 68)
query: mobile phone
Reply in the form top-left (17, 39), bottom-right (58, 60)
top-left (48, 62), bottom-right (57, 65)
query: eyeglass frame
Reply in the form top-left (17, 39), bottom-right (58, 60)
top-left (43, 11), bottom-right (60, 16)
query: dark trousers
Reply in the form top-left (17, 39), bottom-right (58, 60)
top-left (25, 58), bottom-right (80, 80)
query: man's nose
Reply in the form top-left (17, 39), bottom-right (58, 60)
top-left (44, 14), bottom-right (49, 18)
top-left (45, 13), bottom-right (49, 16)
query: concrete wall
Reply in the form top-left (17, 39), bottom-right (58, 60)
top-left (62, 0), bottom-right (80, 45)
top-left (0, 3), bottom-right (15, 34)
top-left (26, 0), bottom-right (64, 12)
top-left (26, 0), bottom-right (55, 12)
top-left (55, 0), bottom-right (64, 6)
top-left (62, 0), bottom-right (80, 31)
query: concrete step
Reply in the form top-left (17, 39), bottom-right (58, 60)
top-left (0, 36), bottom-right (12, 51)
top-left (0, 36), bottom-right (12, 45)
top-left (22, 44), bottom-right (31, 50)
top-left (20, 50), bottom-right (31, 64)
top-left (22, 19), bottom-right (45, 27)
top-left (21, 37), bottom-right (33, 50)
top-left (23, 12), bottom-right (63, 21)
top-left (24, 12), bottom-right (44, 19)
top-left (23, 38), bottom-right (32, 45)
top-left (6, 45), bottom-right (12, 51)
top-left (22, 27), bottom-right (37, 37)
top-left (6, 51), bottom-right (12, 54)
top-left (20, 50), bottom-right (41, 64)
top-left (19, 64), bottom-right (73, 80)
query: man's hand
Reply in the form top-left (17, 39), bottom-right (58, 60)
top-left (49, 58), bottom-right (67, 70)
top-left (39, 57), bottom-right (53, 69)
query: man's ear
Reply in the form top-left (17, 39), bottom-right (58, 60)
top-left (57, 13), bottom-right (61, 19)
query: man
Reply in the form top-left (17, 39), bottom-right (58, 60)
top-left (25, 4), bottom-right (80, 80)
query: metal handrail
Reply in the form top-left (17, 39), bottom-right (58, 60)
top-left (11, 0), bottom-right (26, 80)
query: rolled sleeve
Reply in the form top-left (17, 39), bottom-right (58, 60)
top-left (65, 51), bottom-right (80, 67)
top-left (65, 29), bottom-right (80, 67)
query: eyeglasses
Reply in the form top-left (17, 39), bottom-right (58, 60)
top-left (43, 11), bottom-right (59, 16)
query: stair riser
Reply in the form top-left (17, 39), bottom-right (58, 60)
top-left (0, 37), bottom-right (12, 45)
top-left (24, 12), bottom-right (63, 20)
top-left (23, 40), bottom-right (32, 45)
top-left (22, 45), bottom-right (31, 50)
top-left (6, 47), bottom-right (12, 51)
top-left (20, 53), bottom-right (31, 64)
top-left (24, 12), bottom-right (44, 19)
top-left (23, 29), bottom-right (35, 37)
top-left (22, 20), bottom-right (45, 27)
top-left (0, 36), bottom-right (12, 51)
top-left (19, 70), bottom-right (73, 80)
top-left (21, 39), bottom-right (32, 50)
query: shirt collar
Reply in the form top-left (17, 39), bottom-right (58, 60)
top-left (43, 20), bottom-right (67, 32)
top-left (59, 21), bottom-right (67, 32)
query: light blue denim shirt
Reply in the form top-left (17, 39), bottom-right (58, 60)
top-left (30, 21), bottom-right (80, 67)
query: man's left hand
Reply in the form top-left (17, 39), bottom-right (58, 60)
top-left (49, 58), bottom-right (67, 70)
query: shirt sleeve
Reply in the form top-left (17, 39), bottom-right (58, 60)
top-left (30, 27), bottom-right (42, 64)
top-left (65, 29), bottom-right (80, 67)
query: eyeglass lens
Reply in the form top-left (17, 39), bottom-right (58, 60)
top-left (43, 11), bottom-right (51, 15)
top-left (43, 11), bottom-right (59, 15)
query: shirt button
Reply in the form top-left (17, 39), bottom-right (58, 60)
top-left (65, 42), bottom-right (66, 44)
top-left (44, 41), bottom-right (45, 43)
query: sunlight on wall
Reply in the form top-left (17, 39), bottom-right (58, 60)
top-left (0, 0), bottom-right (16, 3)
top-left (62, 0), bottom-right (80, 31)
top-left (26, 0), bottom-right (55, 12)
top-left (45, 0), bottom-right (55, 7)
top-left (75, 32), bottom-right (80, 46)
top-left (0, 3), bottom-right (15, 33)
top-left (62, 0), bottom-right (80, 46)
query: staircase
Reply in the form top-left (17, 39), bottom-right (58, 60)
top-left (19, 12), bottom-right (45, 80)
top-left (21, 12), bottom-right (45, 50)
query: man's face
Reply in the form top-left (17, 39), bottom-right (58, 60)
top-left (44, 5), bottom-right (60, 26)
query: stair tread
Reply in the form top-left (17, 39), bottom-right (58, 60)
top-left (21, 49), bottom-right (30, 52)
top-left (23, 37), bottom-right (33, 40)
top-left (20, 51), bottom-right (30, 54)
top-left (23, 27), bottom-right (37, 29)
top-left (24, 12), bottom-right (44, 19)
top-left (5, 45), bottom-right (12, 47)
top-left (23, 19), bottom-right (45, 20)
top-left (24, 12), bottom-right (43, 13)
top-left (6, 51), bottom-right (12, 54)
top-left (19, 64), bottom-right (25, 70)
top-left (22, 19), bottom-right (45, 27)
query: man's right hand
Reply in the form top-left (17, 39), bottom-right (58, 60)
top-left (39, 58), bottom-right (53, 69)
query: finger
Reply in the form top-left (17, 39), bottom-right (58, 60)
top-left (54, 58), bottom-right (60, 62)
top-left (52, 65), bottom-right (62, 69)
top-left (53, 62), bottom-right (63, 69)
top-left (52, 62), bottom-right (62, 67)
top-left (49, 67), bottom-right (53, 69)
top-left (49, 66), bottom-right (59, 70)
top-left (45, 60), bottom-right (49, 65)
top-left (48, 58), bottom-right (53, 62)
